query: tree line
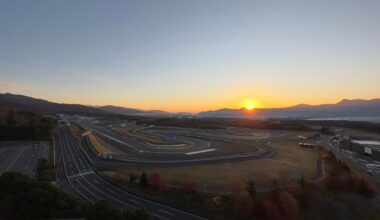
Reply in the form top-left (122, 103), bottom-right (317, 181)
top-left (0, 172), bottom-right (149, 220)
top-left (0, 109), bottom-right (53, 140)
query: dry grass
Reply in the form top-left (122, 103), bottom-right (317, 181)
top-left (69, 123), bottom-right (82, 136)
top-left (88, 134), bottom-right (126, 155)
top-left (88, 134), bottom-right (109, 154)
top-left (103, 133), bottom-right (318, 191)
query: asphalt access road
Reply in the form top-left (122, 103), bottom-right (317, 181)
top-left (0, 143), bottom-right (49, 177)
top-left (58, 125), bottom-right (207, 220)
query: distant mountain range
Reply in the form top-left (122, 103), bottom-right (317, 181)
top-left (96, 105), bottom-right (182, 117)
top-left (0, 93), bottom-right (108, 116)
top-left (1, 93), bottom-right (380, 120)
top-left (0, 93), bottom-right (188, 117)
top-left (198, 99), bottom-right (380, 119)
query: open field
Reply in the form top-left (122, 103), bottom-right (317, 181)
top-left (97, 132), bottom-right (318, 191)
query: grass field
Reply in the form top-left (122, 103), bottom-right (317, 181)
top-left (98, 132), bottom-right (318, 191)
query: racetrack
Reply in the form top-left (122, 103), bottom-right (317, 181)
top-left (73, 118), bottom-right (275, 164)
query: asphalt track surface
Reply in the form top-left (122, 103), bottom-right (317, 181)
top-left (0, 143), bottom-right (49, 177)
top-left (76, 121), bottom-right (211, 160)
top-left (76, 120), bottom-right (275, 164)
top-left (58, 125), bottom-right (207, 220)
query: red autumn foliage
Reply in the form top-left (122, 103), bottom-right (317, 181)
top-left (232, 192), bottom-right (253, 219)
top-left (109, 173), bottom-right (123, 184)
top-left (355, 177), bottom-right (376, 198)
top-left (148, 173), bottom-right (161, 189)
top-left (263, 200), bottom-right (282, 220)
top-left (279, 191), bottom-right (299, 220)
top-left (253, 199), bottom-right (266, 219)
top-left (324, 176), bottom-right (347, 193)
top-left (181, 180), bottom-right (197, 193)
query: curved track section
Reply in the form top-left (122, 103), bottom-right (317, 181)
top-left (74, 119), bottom-right (276, 165)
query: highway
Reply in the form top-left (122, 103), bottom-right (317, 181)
top-left (58, 125), bottom-right (207, 220)
top-left (318, 136), bottom-right (380, 185)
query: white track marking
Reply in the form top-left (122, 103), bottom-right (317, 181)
top-left (185, 148), bottom-right (216, 155)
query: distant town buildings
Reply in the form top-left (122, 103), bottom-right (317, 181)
top-left (351, 140), bottom-right (380, 161)
top-left (336, 135), bottom-right (380, 161)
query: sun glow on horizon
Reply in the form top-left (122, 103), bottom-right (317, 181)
top-left (241, 99), bottom-right (259, 111)
top-left (245, 104), bottom-right (255, 111)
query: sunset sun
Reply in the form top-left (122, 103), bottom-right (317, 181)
top-left (245, 103), bottom-right (255, 111)
top-left (241, 99), bottom-right (259, 111)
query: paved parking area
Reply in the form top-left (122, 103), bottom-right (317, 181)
top-left (0, 143), bottom-right (49, 177)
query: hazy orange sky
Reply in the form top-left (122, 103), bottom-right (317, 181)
top-left (1, 1), bottom-right (380, 113)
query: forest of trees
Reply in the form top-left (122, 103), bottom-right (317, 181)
top-left (0, 109), bottom-right (53, 140)
top-left (0, 172), bottom-right (149, 220)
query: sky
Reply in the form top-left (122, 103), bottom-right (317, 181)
top-left (1, 0), bottom-right (380, 113)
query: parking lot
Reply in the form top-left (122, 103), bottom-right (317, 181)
top-left (0, 143), bottom-right (49, 177)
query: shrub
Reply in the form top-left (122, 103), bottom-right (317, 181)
top-left (355, 178), bottom-right (376, 198)
top-left (232, 192), bottom-right (253, 219)
top-left (279, 191), bottom-right (299, 219)
top-left (128, 173), bottom-right (137, 183)
top-left (263, 200), bottom-right (282, 220)
top-left (324, 176), bottom-right (346, 193)
top-left (139, 172), bottom-right (148, 187)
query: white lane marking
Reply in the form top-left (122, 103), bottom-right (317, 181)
top-left (150, 212), bottom-right (170, 220)
top-left (92, 172), bottom-right (208, 220)
top-left (129, 199), bottom-right (141, 205)
top-left (158, 209), bottom-right (174, 216)
top-left (61, 127), bottom-right (100, 202)
top-left (97, 132), bottom-right (139, 151)
top-left (63, 129), bottom-right (131, 208)
top-left (107, 188), bottom-right (116, 194)
top-left (64, 124), bottom-right (205, 219)
top-left (184, 148), bottom-right (216, 155)
top-left (6, 147), bottom-right (26, 171)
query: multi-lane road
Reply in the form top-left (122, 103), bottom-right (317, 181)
top-left (58, 125), bottom-right (206, 220)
